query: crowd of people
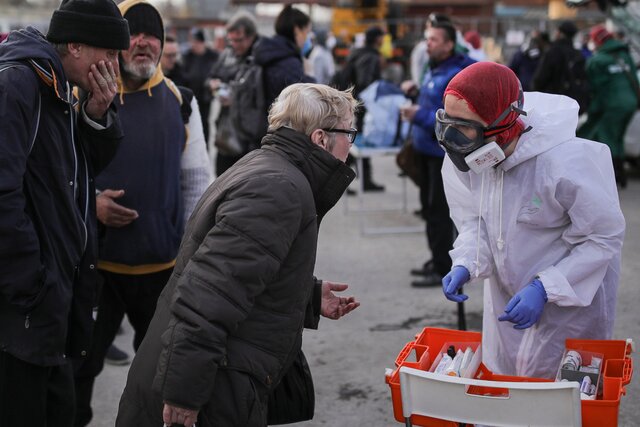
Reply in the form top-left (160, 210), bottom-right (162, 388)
top-left (0, 0), bottom-right (633, 425)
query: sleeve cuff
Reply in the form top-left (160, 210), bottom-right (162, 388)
top-left (313, 278), bottom-right (322, 316)
top-left (81, 101), bottom-right (111, 130)
top-left (536, 266), bottom-right (580, 306)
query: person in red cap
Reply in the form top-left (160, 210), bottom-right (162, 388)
top-left (437, 62), bottom-right (625, 379)
top-left (577, 24), bottom-right (639, 188)
top-left (463, 30), bottom-right (486, 62)
top-left (0, 0), bottom-right (129, 424)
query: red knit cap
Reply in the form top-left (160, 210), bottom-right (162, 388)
top-left (590, 24), bottom-right (612, 47)
top-left (444, 62), bottom-right (525, 146)
top-left (464, 30), bottom-right (481, 50)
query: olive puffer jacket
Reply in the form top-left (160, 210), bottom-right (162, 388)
top-left (117, 127), bottom-right (355, 426)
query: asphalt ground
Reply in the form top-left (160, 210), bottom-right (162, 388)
top-left (89, 153), bottom-right (639, 426)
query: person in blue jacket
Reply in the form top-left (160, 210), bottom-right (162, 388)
top-left (400, 21), bottom-right (475, 287)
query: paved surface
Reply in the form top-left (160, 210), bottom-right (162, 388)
top-left (89, 154), bottom-right (639, 426)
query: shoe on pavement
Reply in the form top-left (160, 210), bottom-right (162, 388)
top-left (410, 260), bottom-right (435, 277)
top-left (411, 272), bottom-right (443, 288)
top-left (363, 181), bottom-right (385, 192)
top-left (105, 344), bottom-right (130, 366)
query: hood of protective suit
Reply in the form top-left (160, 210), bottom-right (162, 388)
top-left (501, 91), bottom-right (579, 171)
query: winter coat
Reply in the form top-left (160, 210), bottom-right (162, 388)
top-left (209, 46), bottom-right (242, 84)
top-left (116, 127), bottom-right (355, 427)
top-left (346, 46), bottom-right (382, 98)
top-left (577, 38), bottom-right (639, 157)
top-left (165, 63), bottom-right (187, 87)
top-left (182, 47), bottom-right (219, 112)
top-left (0, 27), bottom-right (123, 366)
top-left (344, 45), bottom-right (382, 130)
top-left (443, 92), bottom-right (625, 378)
top-left (254, 35), bottom-right (315, 109)
top-left (412, 53), bottom-right (475, 157)
top-left (509, 47), bottom-right (543, 91)
top-left (208, 43), bottom-right (256, 156)
top-left (532, 38), bottom-right (578, 94)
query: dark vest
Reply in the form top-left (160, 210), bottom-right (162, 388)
top-left (96, 81), bottom-right (186, 266)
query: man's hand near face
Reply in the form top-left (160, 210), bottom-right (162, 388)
top-left (85, 60), bottom-right (119, 120)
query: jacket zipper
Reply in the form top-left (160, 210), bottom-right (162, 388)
top-left (66, 86), bottom-right (88, 252)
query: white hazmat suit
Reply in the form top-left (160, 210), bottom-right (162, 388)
top-left (443, 92), bottom-right (625, 378)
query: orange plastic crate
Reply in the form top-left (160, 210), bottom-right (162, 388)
top-left (386, 327), bottom-right (481, 427)
top-left (567, 338), bottom-right (633, 427)
top-left (386, 327), bottom-right (633, 427)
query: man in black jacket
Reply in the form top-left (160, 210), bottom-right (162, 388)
top-left (116, 83), bottom-right (360, 427)
top-left (344, 26), bottom-right (386, 191)
top-left (0, 0), bottom-right (128, 424)
top-left (207, 11), bottom-right (261, 175)
top-left (532, 20), bottom-right (589, 114)
top-left (183, 28), bottom-right (220, 142)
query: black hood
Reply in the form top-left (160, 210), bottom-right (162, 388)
top-left (0, 27), bottom-right (65, 76)
top-left (0, 27), bottom-right (68, 97)
top-left (254, 35), bottom-right (301, 67)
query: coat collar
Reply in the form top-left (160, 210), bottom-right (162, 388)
top-left (261, 127), bottom-right (355, 220)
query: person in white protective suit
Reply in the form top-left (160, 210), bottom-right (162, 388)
top-left (437, 62), bottom-right (625, 379)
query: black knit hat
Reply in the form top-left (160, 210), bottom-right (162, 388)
top-left (365, 26), bottom-right (384, 46)
top-left (125, 3), bottom-right (164, 46)
top-left (558, 21), bottom-right (578, 39)
top-left (47, 0), bottom-right (130, 50)
top-left (191, 28), bottom-right (205, 42)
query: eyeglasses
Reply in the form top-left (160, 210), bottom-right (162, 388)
top-left (322, 127), bottom-right (358, 143)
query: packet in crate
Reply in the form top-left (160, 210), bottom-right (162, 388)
top-left (556, 348), bottom-right (603, 400)
top-left (429, 341), bottom-right (481, 378)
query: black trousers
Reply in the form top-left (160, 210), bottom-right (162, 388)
top-left (346, 154), bottom-right (376, 185)
top-left (0, 351), bottom-right (75, 426)
top-left (73, 268), bottom-right (172, 427)
top-left (417, 153), bottom-right (454, 276)
top-left (200, 103), bottom-right (211, 143)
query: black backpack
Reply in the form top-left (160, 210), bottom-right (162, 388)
top-left (562, 49), bottom-right (591, 114)
top-left (229, 53), bottom-right (268, 153)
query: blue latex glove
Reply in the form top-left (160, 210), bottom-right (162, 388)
top-left (498, 278), bottom-right (548, 329)
top-left (442, 266), bottom-right (471, 302)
